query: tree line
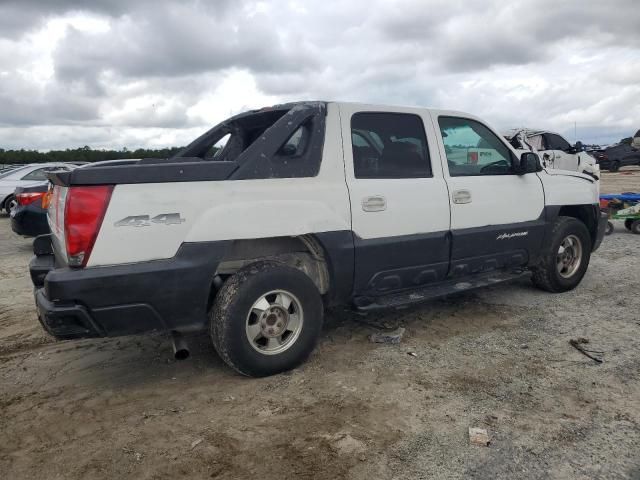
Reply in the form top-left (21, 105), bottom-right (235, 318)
top-left (0, 146), bottom-right (185, 165)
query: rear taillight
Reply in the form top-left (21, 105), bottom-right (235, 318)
top-left (16, 192), bottom-right (45, 206)
top-left (64, 185), bottom-right (113, 268)
top-left (467, 151), bottom-right (479, 164)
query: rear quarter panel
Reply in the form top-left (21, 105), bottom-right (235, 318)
top-left (87, 103), bottom-right (351, 267)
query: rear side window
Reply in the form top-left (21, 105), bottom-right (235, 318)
top-left (438, 117), bottom-right (514, 176)
top-left (21, 168), bottom-right (50, 181)
top-left (351, 112), bottom-right (431, 179)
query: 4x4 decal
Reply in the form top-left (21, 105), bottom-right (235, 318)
top-left (114, 213), bottom-right (185, 227)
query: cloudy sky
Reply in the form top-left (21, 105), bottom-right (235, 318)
top-left (0, 0), bottom-right (638, 151)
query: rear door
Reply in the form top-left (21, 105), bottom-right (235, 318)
top-left (433, 113), bottom-right (545, 276)
top-left (340, 104), bottom-right (451, 297)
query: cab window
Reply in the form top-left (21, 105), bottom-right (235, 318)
top-left (438, 117), bottom-right (514, 176)
top-left (351, 112), bottom-right (431, 179)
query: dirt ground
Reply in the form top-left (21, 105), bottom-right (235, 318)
top-left (1, 169), bottom-right (639, 480)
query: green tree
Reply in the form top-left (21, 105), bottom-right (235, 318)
top-left (0, 146), bottom-right (185, 165)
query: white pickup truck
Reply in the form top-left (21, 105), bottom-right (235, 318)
top-left (30, 102), bottom-right (607, 377)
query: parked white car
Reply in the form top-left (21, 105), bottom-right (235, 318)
top-left (0, 163), bottom-right (74, 214)
top-left (505, 129), bottom-right (599, 179)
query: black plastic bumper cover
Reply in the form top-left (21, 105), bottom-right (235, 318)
top-left (11, 206), bottom-right (50, 237)
top-left (30, 237), bottom-right (231, 339)
top-left (593, 210), bottom-right (608, 252)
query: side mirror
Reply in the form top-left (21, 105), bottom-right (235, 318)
top-left (575, 141), bottom-right (583, 151)
top-left (518, 152), bottom-right (540, 175)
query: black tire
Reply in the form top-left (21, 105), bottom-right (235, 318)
top-left (625, 219), bottom-right (634, 231)
top-left (605, 221), bottom-right (614, 235)
top-left (609, 161), bottom-right (620, 172)
top-left (532, 216), bottom-right (592, 293)
top-left (3, 195), bottom-right (16, 214)
top-left (210, 261), bottom-right (323, 377)
top-left (631, 220), bottom-right (640, 235)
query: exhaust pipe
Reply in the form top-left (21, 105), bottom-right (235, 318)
top-left (171, 331), bottom-right (190, 360)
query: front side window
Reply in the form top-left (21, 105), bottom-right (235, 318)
top-left (546, 133), bottom-right (571, 151)
top-left (351, 112), bottom-right (431, 179)
top-left (438, 117), bottom-right (514, 176)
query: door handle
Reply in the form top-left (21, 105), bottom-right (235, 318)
top-left (452, 189), bottom-right (472, 204)
top-left (362, 195), bottom-right (386, 212)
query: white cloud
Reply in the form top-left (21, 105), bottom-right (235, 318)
top-left (0, 0), bottom-right (638, 150)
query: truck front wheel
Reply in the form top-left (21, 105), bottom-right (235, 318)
top-left (531, 217), bottom-right (592, 293)
top-left (210, 261), bottom-right (324, 377)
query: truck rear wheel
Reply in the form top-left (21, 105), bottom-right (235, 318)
top-left (531, 216), bottom-right (591, 293)
top-left (609, 161), bottom-right (620, 172)
top-left (631, 220), bottom-right (640, 235)
top-left (210, 261), bottom-right (323, 377)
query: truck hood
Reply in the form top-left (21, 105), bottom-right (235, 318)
top-left (537, 169), bottom-right (599, 206)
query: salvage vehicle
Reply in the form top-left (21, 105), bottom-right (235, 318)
top-left (0, 163), bottom-right (74, 214)
top-left (30, 102), bottom-right (607, 377)
top-left (505, 129), bottom-right (599, 179)
top-left (590, 143), bottom-right (640, 172)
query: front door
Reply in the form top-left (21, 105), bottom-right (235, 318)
top-left (340, 104), bottom-right (451, 296)
top-left (433, 114), bottom-right (546, 276)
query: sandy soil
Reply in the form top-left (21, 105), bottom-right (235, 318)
top-left (1, 171), bottom-right (639, 479)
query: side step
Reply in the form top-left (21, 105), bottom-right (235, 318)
top-left (354, 269), bottom-right (529, 311)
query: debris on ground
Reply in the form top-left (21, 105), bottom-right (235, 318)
top-left (190, 438), bottom-right (203, 450)
top-left (122, 447), bottom-right (144, 461)
top-left (407, 351), bottom-right (417, 357)
top-left (469, 427), bottom-right (490, 446)
top-left (368, 327), bottom-right (405, 344)
top-left (569, 338), bottom-right (604, 363)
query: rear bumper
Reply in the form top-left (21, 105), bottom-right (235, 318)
top-left (30, 235), bottom-right (230, 339)
top-left (11, 206), bottom-right (49, 237)
top-left (593, 210), bottom-right (608, 252)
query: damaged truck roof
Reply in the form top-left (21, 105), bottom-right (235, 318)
top-left (48, 101), bottom-right (327, 186)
